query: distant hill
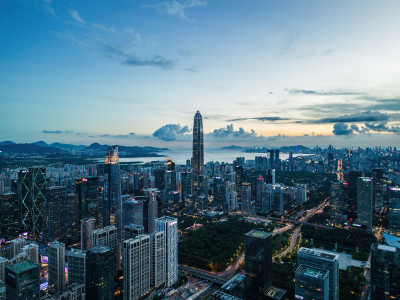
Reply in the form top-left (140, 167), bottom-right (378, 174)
top-left (32, 141), bottom-right (50, 147)
top-left (86, 143), bottom-right (167, 156)
top-left (279, 145), bottom-right (311, 152)
top-left (0, 141), bottom-right (15, 146)
top-left (0, 143), bottom-right (67, 154)
top-left (0, 141), bottom-right (167, 157)
top-left (220, 145), bottom-right (245, 151)
top-left (50, 142), bottom-right (86, 150)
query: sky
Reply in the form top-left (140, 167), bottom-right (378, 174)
top-left (1, 0), bottom-right (400, 149)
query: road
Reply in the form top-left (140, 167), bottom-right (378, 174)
top-left (273, 227), bottom-right (300, 260)
top-left (179, 198), bottom-right (331, 285)
top-left (271, 198), bottom-right (330, 260)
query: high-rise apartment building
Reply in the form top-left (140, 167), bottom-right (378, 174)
top-left (5, 260), bottom-right (40, 300)
top-left (103, 146), bottom-right (122, 242)
top-left (295, 265), bottom-right (329, 300)
top-left (192, 111), bottom-right (204, 200)
top-left (297, 247), bottom-right (339, 300)
top-left (21, 243), bottom-right (39, 264)
top-left (244, 230), bottom-right (272, 300)
top-left (155, 216), bottom-right (178, 287)
top-left (86, 245), bottom-right (114, 300)
top-left (48, 241), bottom-right (66, 294)
top-left (10, 238), bottom-right (26, 259)
top-left (0, 257), bottom-right (9, 283)
top-left (151, 231), bottom-right (166, 288)
top-left (357, 177), bottom-right (373, 231)
top-left (123, 235), bottom-right (151, 300)
top-left (92, 225), bottom-right (118, 272)
top-left (124, 224), bottom-right (144, 239)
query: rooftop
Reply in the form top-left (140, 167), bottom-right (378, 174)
top-left (383, 233), bottom-right (400, 249)
top-left (298, 247), bottom-right (339, 261)
top-left (6, 260), bottom-right (38, 274)
top-left (245, 230), bottom-right (271, 239)
top-left (296, 265), bottom-right (329, 279)
top-left (90, 245), bottom-right (112, 254)
top-left (222, 274), bottom-right (246, 291)
top-left (377, 244), bottom-right (397, 253)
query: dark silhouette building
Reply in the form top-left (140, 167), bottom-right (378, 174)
top-left (103, 146), bottom-right (122, 241)
top-left (192, 111), bottom-right (204, 200)
top-left (86, 245), bottom-right (114, 300)
top-left (244, 230), bottom-right (272, 299)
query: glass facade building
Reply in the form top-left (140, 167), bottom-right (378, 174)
top-left (0, 192), bottom-right (19, 240)
top-left (86, 245), bottom-right (114, 300)
top-left (295, 265), bottom-right (329, 300)
top-left (244, 230), bottom-right (272, 300)
top-left (297, 248), bottom-right (339, 300)
top-left (103, 146), bottom-right (122, 241)
top-left (17, 168), bottom-right (47, 239)
top-left (192, 111), bottom-right (204, 200)
top-left (356, 177), bottom-right (373, 231)
top-left (5, 260), bottom-right (40, 300)
top-left (370, 243), bottom-right (400, 299)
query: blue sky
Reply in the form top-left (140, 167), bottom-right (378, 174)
top-left (1, 0), bottom-right (400, 149)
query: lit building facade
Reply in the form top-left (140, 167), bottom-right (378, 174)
top-left (123, 235), bottom-right (151, 300)
top-left (295, 265), bottom-right (329, 300)
top-left (48, 241), bottom-right (65, 294)
top-left (155, 216), bottom-right (178, 287)
top-left (297, 247), bottom-right (339, 300)
top-left (103, 146), bottom-right (122, 242)
top-left (357, 177), bottom-right (373, 231)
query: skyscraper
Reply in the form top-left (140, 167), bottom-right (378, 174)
top-left (92, 225), bottom-right (118, 273)
top-left (21, 243), bottom-right (39, 264)
top-left (244, 230), bottom-right (272, 300)
top-left (75, 177), bottom-right (101, 224)
top-left (370, 243), bottom-right (400, 299)
top-left (17, 168), bottom-right (47, 239)
top-left (81, 217), bottom-right (96, 250)
top-left (67, 249), bottom-right (86, 287)
top-left (103, 146), bottom-right (122, 242)
top-left (150, 231), bottom-right (166, 289)
top-left (192, 111), bottom-right (204, 200)
top-left (143, 189), bottom-right (159, 234)
top-left (297, 247), bottom-right (339, 300)
top-left (10, 238), bottom-right (26, 259)
top-left (86, 245), bottom-right (114, 300)
top-left (124, 224), bottom-right (144, 239)
top-left (48, 241), bottom-right (66, 294)
top-left (241, 183), bottom-right (252, 214)
top-left (123, 235), bottom-right (151, 300)
top-left (5, 260), bottom-right (40, 300)
top-left (0, 192), bottom-right (19, 240)
top-left (45, 186), bottom-right (65, 242)
top-left (357, 177), bottom-right (373, 231)
top-left (295, 265), bottom-right (329, 300)
top-left (155, 216), bottom-right (178, 287)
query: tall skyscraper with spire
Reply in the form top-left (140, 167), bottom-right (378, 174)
top-left (192, 111), bottom-right (204, 200)
top-left (103, 146), bottom-right (122, 242)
